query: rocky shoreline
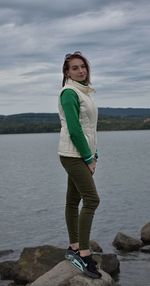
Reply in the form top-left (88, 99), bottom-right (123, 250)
top-left (0, 222), bottom-right (150, 286)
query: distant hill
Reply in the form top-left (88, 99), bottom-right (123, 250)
top-left (98, 107), bottom-right (150, 117)
top-left (0, 112), bottom-right (59, 123)
top-left (0, 113), bottom-right (60, 134)
top-left (0, 108), bottom-right (150, 134)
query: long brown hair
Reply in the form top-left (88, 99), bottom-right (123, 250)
top-left (62, 51), bottom-right (91, 87)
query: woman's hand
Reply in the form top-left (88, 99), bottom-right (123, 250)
top-left (88, 159), bottom-right (97, 175)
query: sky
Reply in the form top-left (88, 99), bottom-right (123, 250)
top-left (0, 0), bottom-right (150, 115)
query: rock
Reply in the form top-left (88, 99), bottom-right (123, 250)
top-left (113, 232), bottom-right (143, 251)
top-left (30, 260), bottom-right (115, 286)
top-left (0, 250), bottom-right (14, 258)
top-left (141, 222), bottom-right (150, 244)
top-left (89, 240), bottom-right (103, 253)
top-left (0, 243), bottom-right (115, 285)
top-left (140, 245), bottom-right (150, 253)
top-left (0, 261), bottom-right (18, 280)
top-left (14, 245), bottom-right (66, 283)
top-left (0, 245), bottom-right (65, 284)
top-left (93, 254), bottom-right (120, 275)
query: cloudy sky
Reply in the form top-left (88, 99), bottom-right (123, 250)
top-left (0, 0), bottom-right (150, 115)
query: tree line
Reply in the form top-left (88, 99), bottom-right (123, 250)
top-left (0, 109), bottom-right (150, 134)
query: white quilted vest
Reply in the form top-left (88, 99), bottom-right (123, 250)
top-left (58, 79), bottom-right (98, 158)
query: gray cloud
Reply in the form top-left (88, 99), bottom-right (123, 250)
top-left (0, 0), bottom-right (150, 114)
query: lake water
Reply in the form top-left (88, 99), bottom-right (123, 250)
top-left (0, 131), bottom-right (150, 286)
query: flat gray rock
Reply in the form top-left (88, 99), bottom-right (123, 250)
top-left (30, 260), bottom-right (115, 286)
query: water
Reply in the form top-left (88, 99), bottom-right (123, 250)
top-left (0, 131), bottom-right (150, 286)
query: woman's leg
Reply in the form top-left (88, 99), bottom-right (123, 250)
top-left (65, 175), bottom-right (81, 246)
top-left (60, 156), bottom-right (100, 251)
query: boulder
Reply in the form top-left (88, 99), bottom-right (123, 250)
top-left (141, 222), bottom-right (150, 244)
top-left (0, 261), bottom-right (18, 280)
top-left (30, 260), bottom-right (115, 286)
top-left (0, 242), bottom-right (103, 284)
top-left (93, 254), bottom-right (120, 275)
top-left (14, 245), bottom-right (65, 283)
top-left (113, 232), bottom-right (143, 251)
top-left (0, 242), bottom-right (116, 285)
top-left (89, 240), bottom-right (103, 253)
top-left (0, 245), bottom-right (65, 284)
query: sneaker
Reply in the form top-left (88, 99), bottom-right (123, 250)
top-left (71, 253), bottom-right (102, 279)
top-left (65, 246), bottom-right (79, 261)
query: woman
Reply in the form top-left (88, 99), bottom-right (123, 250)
top-left (58, 51), bottom-right (101, 279)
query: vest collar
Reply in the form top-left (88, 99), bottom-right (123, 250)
top-left (66, 78), bottom-right (95, 95)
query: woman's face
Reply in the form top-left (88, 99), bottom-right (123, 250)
top-left (67, 58), bottom-right (87, 82)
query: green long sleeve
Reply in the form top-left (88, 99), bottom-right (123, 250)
top-left (60, 89), bottom-right (94, 164)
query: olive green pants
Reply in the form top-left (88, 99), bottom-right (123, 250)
top-left (60, 156), bottom-right (100, 250)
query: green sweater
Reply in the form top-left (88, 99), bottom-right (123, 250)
top-left (60, 88), bottom-right (95, 164)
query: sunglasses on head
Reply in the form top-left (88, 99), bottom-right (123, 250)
top-left (65, 51), bottom-right (82, 60)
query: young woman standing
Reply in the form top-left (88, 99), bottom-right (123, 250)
top-left (58, 51), bottom-right (101, 279)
